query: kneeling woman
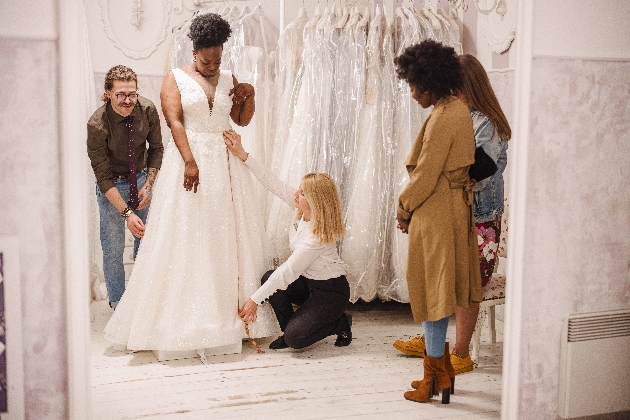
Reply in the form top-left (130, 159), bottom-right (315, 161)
top-left (224, 129), bottom-right (352, 350)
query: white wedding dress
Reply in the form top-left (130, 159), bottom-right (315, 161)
top-left (104, 68), bottom-right (278, 357)
top-left (342, 9), bottom-right (396, 302)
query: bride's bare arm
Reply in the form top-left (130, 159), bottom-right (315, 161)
top-left (160, 70), bottom-right (200, 192)
top-left (229, 74), bottom-right (255, 126)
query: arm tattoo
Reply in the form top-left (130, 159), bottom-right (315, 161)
top-left (145, 168), bottom-right (159, 197)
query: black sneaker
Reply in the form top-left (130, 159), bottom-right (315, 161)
top-left (334, 313), bottom-right (352, 347)
top-left (269, 335), bottom-right (289, 350)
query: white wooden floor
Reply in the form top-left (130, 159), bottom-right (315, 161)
top-left (91, 300), bottom-right (503, 420)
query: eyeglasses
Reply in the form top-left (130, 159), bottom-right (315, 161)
top-left (114, 93), bottom-right (139, 102)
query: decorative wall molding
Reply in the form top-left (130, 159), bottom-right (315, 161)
top-left (172, 0), bottom-right (210, 15)
top-left (172, 0), bottom-right (185, 15)
top-left (99, 0), bottom-right (172, 60)
top-left (478, 0), bottom-right (517, 54)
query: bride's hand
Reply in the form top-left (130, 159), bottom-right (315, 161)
top-left (223, 129), bottom-right (249, 162)
top-left (229, 83), bottom-right (254, 105)
top-left (238, 298), bottom-right (258, 323)
top-left (183, 159), bottom-right (200, 193)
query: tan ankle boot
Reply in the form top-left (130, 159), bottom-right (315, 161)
top-left (412, 343), bottom-right (455, 393)
top-left (404, 352), bottom-right (452, 404)
top-left (444, 342), bottom-right (456, 394)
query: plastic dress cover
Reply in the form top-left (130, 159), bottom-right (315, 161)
top-left (328, 10), bottom-right (366, 204)
top-left (265, 10), bottom-right (331, 266)
top-left (227, 6), bottom-right (279, 217)
top-left (386, 7), bottom-right (428, 303)
top-left (310, 9), bottom-right (337, 175)
top-left (342, 9), bottom-right (398, 302)
top-left (264, 9), bottom-right (310, 265)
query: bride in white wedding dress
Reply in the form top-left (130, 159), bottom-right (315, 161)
top-left (104, 13), bottom-right (277, 358)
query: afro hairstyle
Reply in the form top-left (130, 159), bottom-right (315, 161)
top-left (188, 13), bottom-right (232, 50)
top-left (394, 40), bottom-right (463, 99)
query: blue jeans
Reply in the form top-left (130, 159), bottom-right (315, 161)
top-left (96, 170), bottom-right (149, 308)
top-left (422, 316), bottom-right (449, 359)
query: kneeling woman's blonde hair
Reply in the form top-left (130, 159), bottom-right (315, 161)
top-left (296, 173), bottom-right (345, 244)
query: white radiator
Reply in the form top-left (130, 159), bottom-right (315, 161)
top-left (558, 308), bottom-right (630, 418)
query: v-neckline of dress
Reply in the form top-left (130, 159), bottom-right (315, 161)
top-left (179, 68), bottom-right (222, 111)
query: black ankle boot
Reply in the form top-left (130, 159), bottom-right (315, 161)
top-left (334, 314), bottom-right (352, 347)
top-left (269, 335), bottom-right (289, 350)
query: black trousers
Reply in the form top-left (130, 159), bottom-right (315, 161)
top-left (261, 270), bottom-right (350, 349)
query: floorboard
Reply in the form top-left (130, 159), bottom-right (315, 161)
top-left (91, 299), bottom-right (503, 419)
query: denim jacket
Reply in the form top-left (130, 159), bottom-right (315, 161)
top-left (471, 109), bottom-right (508, 223)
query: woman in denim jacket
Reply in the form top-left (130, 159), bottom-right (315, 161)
top-left (452, 54), bottom-right (511, 373)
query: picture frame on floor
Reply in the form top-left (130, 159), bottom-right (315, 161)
top-left (0, 237), bottom-right (24, 420)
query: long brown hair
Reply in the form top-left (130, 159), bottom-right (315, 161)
top-left (296, 173), bottom-right (345, 244)
top-left (459, 54), bottom-right (511, 141)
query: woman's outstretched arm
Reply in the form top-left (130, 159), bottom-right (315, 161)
top-left (223, 129), bottom-right (294, 207)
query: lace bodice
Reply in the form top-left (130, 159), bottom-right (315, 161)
top-left (172, 68), bottom-right (233, 135)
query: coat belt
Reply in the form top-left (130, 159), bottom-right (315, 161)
top-left (448, 178), bottom-right (476, 238)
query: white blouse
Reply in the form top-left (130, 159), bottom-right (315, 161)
top-left (245, 156), bottom-right (347, 304)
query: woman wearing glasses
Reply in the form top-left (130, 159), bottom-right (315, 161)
top-left (104, 13), bottom-right (277, 360)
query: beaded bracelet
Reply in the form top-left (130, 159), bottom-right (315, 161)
top-left (120, 206), bottom-right (134, 220)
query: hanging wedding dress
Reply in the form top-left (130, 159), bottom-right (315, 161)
top-left (307, 9), bottom-right (341, 179)
top-left (269, 7), bottom-right (310, 177)
top-left (229, 5), bottom-right (278, 169)
top-left (327, 8), bottom-right (366, 203)
top-left (265, 9), bottom-right (327, 266)
top-left (104, 68), bottom-right (278, 356)
top-left (227, 6), bottom-right (278, 219)
top-left (431, 7), bottom-right (456, 47)
top-left (375, 11), bottom-right (405, 302)
top-left (384, 6), bottom-right (429, 303)
top-left (342, 10), bottom-right (368, 202)
top-left (342, 7), bottom-right (397, 302)
top-left (265, 7), bottom-right (310, 262)
top-left (437, 8), bottom-right (462, 54)
top-left (324, 7), bottom-right (350, 188)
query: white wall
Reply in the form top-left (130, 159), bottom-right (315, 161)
top-left (533, 1), bottom-right (630, 60)
top-left (0, 1), bottom-right (69, 418)
top-left (504, 0), bottom-right (630, 417)
top-left (0, 0), bottom-right (57, 39)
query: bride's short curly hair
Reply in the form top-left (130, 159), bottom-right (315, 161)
top-left (188, 13), bottom-right (232, 50)
top-left (394, 40), bottom-right (463, 99)
top-left (296, 173), bottom-right (345, 244)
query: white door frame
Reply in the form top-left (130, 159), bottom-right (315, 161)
top-left (500, 0), bottom-right (532, 418)
top-left (60, 0), bottom-right (92, 418)
top-left (58, 1), bottom-right (532, 418)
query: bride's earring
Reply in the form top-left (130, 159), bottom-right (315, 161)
top-left (193, 56), bottom-right (197, 62)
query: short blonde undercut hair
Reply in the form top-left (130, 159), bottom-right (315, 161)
top-left (297, 173), bottom-right (345, 244)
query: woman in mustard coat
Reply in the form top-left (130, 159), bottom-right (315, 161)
top-left (394, 40), bottom-right (481, 404)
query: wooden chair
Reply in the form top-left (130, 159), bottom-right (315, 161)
top-left (471, 197), bottom-right (508, 365)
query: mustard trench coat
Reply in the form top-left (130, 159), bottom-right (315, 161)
top-left (398, 96), bottom-right (482, 323)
